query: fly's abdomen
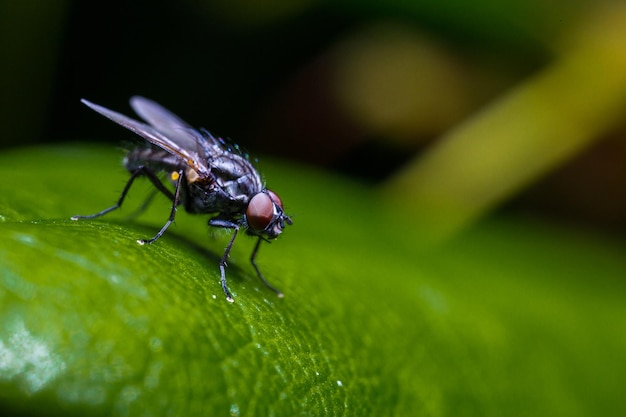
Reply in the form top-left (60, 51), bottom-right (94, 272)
top-left (124, 147), bottom-right (184, 173)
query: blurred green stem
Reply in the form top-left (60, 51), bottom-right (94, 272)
top-left (383, 3), bottom-right (626, 245)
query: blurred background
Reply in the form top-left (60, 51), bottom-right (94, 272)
top-left (1, 0), bottom-right (626, 238)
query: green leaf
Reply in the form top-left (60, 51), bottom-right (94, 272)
top-left (1, 145), bottom-right (625, 416)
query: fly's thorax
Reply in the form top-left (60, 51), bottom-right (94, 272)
top-left (210, 152), bottom-right (263, 201)
top-left (184, 179), bottom-right (248, 215)
top-left (181, 152), bottom-right (263, 216)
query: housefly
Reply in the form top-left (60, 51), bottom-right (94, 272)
top-left (72, 96), bottom-right (292, 302)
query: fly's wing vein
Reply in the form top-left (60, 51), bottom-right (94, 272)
top-left (130, 96), bottom-right (225, 154)
top-left (81, 98), bottom-right (210, 178)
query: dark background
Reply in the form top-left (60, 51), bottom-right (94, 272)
top-left (2, 0), bottom-right (625, 234)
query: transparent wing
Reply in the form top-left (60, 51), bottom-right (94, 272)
top-left (81, 98), bottom-right (210, 177)
top-left (129, 96), bottom-right (213, 151)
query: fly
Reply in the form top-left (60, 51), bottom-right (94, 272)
top-left (72, 96), bottom-right (292, 302)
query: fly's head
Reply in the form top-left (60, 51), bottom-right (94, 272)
top-left (245, 190), bottom-right (292, 239)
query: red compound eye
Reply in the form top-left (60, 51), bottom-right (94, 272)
top-left (266, 190), bottom-right (283, 209)
top-left (246, 193), bottom-right (274, 231)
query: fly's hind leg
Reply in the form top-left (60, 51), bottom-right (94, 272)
top-left (73, 168), bottom-right (142, 220)
top-left (72, 166), bottom-right (182, 245)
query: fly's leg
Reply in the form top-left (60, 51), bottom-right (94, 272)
top-left (71, 166), bottom-right (175, 220)
top-left (209, 218), bottom-right (284, 302)
top-left (137, 169), bottom-right (184, 245)
top-left (208, 218), bottom-right (240, 303)
top-left (72, 166), bottom-right (182, 245)
top-left (250, 236), bottom-right (283, 298)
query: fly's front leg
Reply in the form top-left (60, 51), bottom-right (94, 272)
top-left (137, 169), bottom-right (184, 245)
top-left (208, 219), bottom-right (283, 301)
top-left (208, 218), bottom-right (241, 303)
top-left (250, 237), bottom-right (283, 298)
